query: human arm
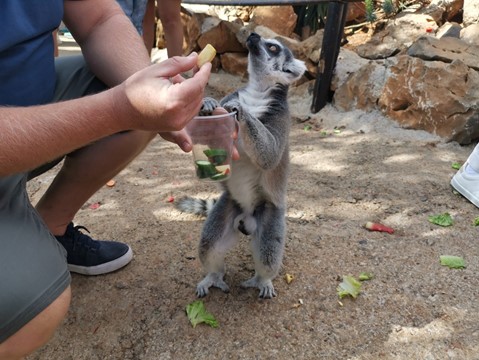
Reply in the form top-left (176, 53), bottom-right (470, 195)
top-left (0, 56), bottom-right (211, 176)
top-left (63, 0), bottom-right (152, 87)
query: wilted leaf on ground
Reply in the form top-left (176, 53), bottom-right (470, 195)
top-left (186, 300), bottom-right (218, 328)
top-left (451, 162), bottom-right (462, 170)
top-left (440, 255), bottom-right (466, 269)
top-left (359, 272), bottom-right (373, 281)
top-left (428, 213), bottom-right (453, 227)
top-left (337, 275), bottom-right (362, 299)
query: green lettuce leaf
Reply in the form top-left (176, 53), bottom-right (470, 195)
top-left (428, 213), bottom-right (453, 227)
top-left (337, 275), bottom-right (362, 299)
top-left (440, 255), bottom-right (466, 269)
top-left (358, 272), bottom-right (373, 281)
top-left (451, 162), bottom-right (461, 170)
top-left (186, 300), bottom-right (218, 328)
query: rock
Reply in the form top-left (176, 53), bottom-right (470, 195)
top-left (334, 55), bottom-right (479, 144)
top-left (333, 59), bottom-right (389, 111)
top-left (298, 29), bottom-right (324, 64)
top-left (463, 0), bottom-right (479, 26)
top-left (250, 6), bottom-right (297, 37)
top-left (356, 13), bottom-right (438, 59)
top-left (220, 52), bottom-right (248, 77)
top-left (197, 19), bottom-right (245, 53)
top-left (346, 2), bottom-right (366, 23)
top-left (435, 22), bottom-right (462, 38)
top-left (379, 56), bottom-right (479, 144)
top-left (460, 23), bottom-right (479, 45)
top-left (182, 10), bottom-right (205, 54)
top-left (331, 48), bottom-right (369, 91)
top-left (420, 0), bottom-right (464, 23)
top-left (407, 35), bottom-right (479, 71)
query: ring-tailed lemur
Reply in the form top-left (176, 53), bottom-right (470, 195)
top-left (177, 33), bottom-right (306, 298)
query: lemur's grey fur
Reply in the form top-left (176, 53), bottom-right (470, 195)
top-left (177, 33), bottom-right (306, 298)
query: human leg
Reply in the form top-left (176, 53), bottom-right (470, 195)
top-left (142, 0), bottom-right (157, 54)
top-left (30, 56), bottom-right (156, 273)
top-left (35, 128), bottom-right (155, 236)
top-left (156, 0), bottom-right (184, 57)
top-left (0, 175), bottom-right (71, 358)
top-left (0, 287), bottom-right (71, 360)
top-left (451, 143), bottom-right (479, 208)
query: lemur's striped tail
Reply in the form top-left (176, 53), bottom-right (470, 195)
top-left (175, 197), bottom-right (217, 217)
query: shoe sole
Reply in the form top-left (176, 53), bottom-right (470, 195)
top-left (451, 176), bottom-right (479, 209)
top-left (68, 247), bottom-right (133, 276)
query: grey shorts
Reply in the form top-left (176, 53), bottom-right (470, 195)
top-left (0, 56), bottom-right (107, 343)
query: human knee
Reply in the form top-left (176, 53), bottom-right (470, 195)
top-left (0, 286), bottom-right (71, 360)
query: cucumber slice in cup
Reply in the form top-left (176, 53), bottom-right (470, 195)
top-left (203, 148), bottom-right (228, 165)
top-left (195, 160), bottom-right (217, 179)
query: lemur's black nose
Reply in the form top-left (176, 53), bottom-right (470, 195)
top-left (247, 32), bottom-right (261, 42)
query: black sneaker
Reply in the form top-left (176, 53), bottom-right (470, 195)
top-left (55, 223), bottom-right (133, 276)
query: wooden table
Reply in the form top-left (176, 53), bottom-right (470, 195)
top-left (181, 0), bottom-right (359, 112)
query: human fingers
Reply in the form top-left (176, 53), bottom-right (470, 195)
top-left (151, 54), bottom-right (206, 80)
top-left (159, 130), bottom-right (192, 153)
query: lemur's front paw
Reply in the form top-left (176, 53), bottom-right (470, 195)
top-left (199, 97), bottom-right (220, 116)
top-left (241, 276), bottom-right (276, 299)
top-left (196, 272), bottom-right (230, 297)
top-left (222, 100), bottom-right (242, 119)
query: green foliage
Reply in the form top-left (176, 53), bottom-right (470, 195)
top-left (428, 213), bottom-right (454, 227)
top-left (440, 255), bottom-right (466, 269)
top-left (365, 0), bottom-right (377, 22)
top-left (185, 300), bottom-right (219, 328)
top-left (382, 0), bottom-right (395, 15)
top-left (294, 4), bottom-right (328, 35)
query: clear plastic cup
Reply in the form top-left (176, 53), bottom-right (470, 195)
top-left (185, 112), bottom-right (237, 181)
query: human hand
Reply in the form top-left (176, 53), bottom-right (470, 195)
top-left (116, 53), bottom-right (211, 133)
top-left (159, 129), bottom-right (192, 153)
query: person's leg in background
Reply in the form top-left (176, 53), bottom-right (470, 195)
top-left (156, 0), bottom-right (184, 57)
top-left (142, 0), bottom-right (157, 54)
top-left (451, 143), bottom-right (479, 208)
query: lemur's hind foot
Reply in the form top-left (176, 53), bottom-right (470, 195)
top-left (196, 272), bottom-right (230, 297)
top-left (241, 275), bottom-right (276, 299)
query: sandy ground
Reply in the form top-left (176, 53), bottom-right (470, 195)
top-left (26, 38), bottom-right (479, 360)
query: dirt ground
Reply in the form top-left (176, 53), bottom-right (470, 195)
top-left (26, 66), bottom-right (479, 359)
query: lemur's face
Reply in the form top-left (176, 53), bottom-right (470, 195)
top-left (246, 33), bottom-right (306, 86)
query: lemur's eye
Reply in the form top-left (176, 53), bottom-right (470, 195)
top-left (267, 44), bottom-right (278, 52)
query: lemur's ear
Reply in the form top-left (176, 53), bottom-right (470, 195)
top-left (283, 59), bottom-right (307, 82)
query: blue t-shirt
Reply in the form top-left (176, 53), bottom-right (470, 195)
top-left (0, 0), bottom-right (63, 106)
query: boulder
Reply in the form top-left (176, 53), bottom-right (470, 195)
top-left (379, 56), bottom-right (479, 144)
top-left (197, 19), bottom-right (245, 53)
top-left (220, 52), bottom-right (248, 77)
top-left (250, 6), bottom-right (297, 37)
top-left (356, 13), bottom-right (438, 59)
top-left (407, 35), bottom-right (479, 71)
top-left (334, 55), bottom-right (479, 144)
top-left (435, 21), bottom-right (462, 38)
top-left (463, 0), bottom-right (479, 26)
top-left (333, 59), bottom-right (390, 111)
top-left (460, 23), bottom-right (479, 45)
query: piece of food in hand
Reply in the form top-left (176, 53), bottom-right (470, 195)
top-left (197, 44), bottom-right (217, 67)
top-left (364, 221), bottom-right (394, 234)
